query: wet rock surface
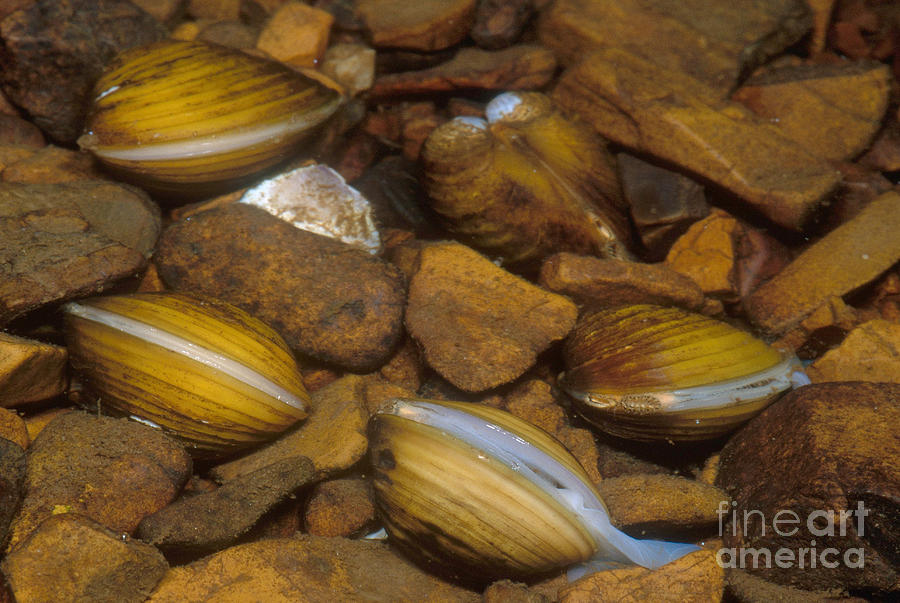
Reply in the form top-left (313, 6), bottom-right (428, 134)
top-left (0, 333), bottom-right (66, 407)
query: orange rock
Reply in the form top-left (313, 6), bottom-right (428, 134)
top-left (256, 1), bottom-right (333, 67)
top-left (304, 478), bottom-right (376, 538)
top-left (1, 146), bottom-right (99, 183)
top-left (665, 210), bottom-right (740, 302)
top-left (0, 408), bottom-right (28, 450)
top-left (187, 0), bottom-right (240, 20)
top-left (131, 0), bottom-right (183, 23)
top-left (553, 49), bottom-right (841, 231)
top-left (558, 549), bottom-right (724, 602)
top-left (357, 0), bottom-right (476, 51)
top-left (732, 62), bottom-right (891, 162)
top-left (0, 333), bottom-right (67, 407)
top-left (747, 191), bottom-right (900, 335)
top-left (23, 407), bottom-right (73, 443)
top-left (807, 319), bottom-right (900, 383)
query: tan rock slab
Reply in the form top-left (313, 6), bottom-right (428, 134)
top-left (553, 49), bottom-right (841, 231)
top-left (370, 45), bottom-right (556, 99)
top-left (405, 242), bottom-right (578, 392)
top-left (304, 477), bottom-right (376, 538)
top-left (0, 408), bottom-right (28, 450)
top-left (147, 534), bottom-right (480, 602)
top-left (357, 0), bottom-right (476, 51)
top-left (540, 253), bottom-right (705, 312)
top-left (746, 191), bottom-right (900, 335)
top-left (732, 61), bottom-right (891, 162)
top-left (558, 549), bottom-right (724, 602)
top-left (6, 412), bottom-right (191, 551)
top-left (539, 0), bottom-right (811, 96)
top-left (2, 514), bottom-right (167, 603)
top-left (256, 1), bottom-right (333, 67)
top-left (0, 332), bottom-right (66, 407)
top-left (807, 319), bottom-right (900, 383)
top-left (210, 374), bottom-right (368, 483)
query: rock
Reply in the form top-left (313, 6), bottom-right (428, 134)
top-left (156, 203), bottom-right (405, 371)
top-left (146, 534), bottom-right (480, 602)
top-left (597, 474), bottom-right (729, 539)
top-left (2, 513), bottom-right (168, 603)
top-left (774, 296), bottom-right (859, 359)
top-left (370, 45), bottom-right (556, 99)
top-left (362, 376), bottom-right (416, 415)
top-left (130, 0), bottom-right (184, 24)
top-left (398, 101), bottom-right (444, 162)
top-left (210, 374), bottom-right (368, 482)
top-left (553, 49), bottom-right (841, 232)
top-left (732, 61), bottom-right (891, 162)
top-left (558, 549), bottom-right (724, 602)
top-left (321, 43), bottom-right (376, 97)
top-left (138, 456), bottom-right (315, 554)
top-left (806, 0), bottom-right (836, 54)
top-left (859, 114), bottom-right (900, 172)
top-left (746, 191), bottom-right (900, 335)
top-left (807, 319), bottom-right (900, 383)
top-left (256, 1), bottom-right (333, 67)
top-left (357, 0), bottom-right (476, 51)
top-left (6, 411), bottom-right (191, 551)
top-left (405, 242), bottom-right (577, 392)
top-left (0, 333), bottom-right (67, 407)
top-left (187, 0), bottom-right (240, 20)
top-left (616, 153), bottom-right (709, 261)
top-left (503, 379), bottom-right (603, 485)
top-left (0, 409), bottom-right (27, 450)
top-left (471, 0), bottom-right (534, 50)
top-left (1, 145), bottom-right (100, 183)
top-left (725, 567), bottom-right (870, 603)
top-left (594, 441), bottom-right (672, 479)
top-left (376, 337), bottom-right (425, 393)
top-left (0, 114), bottom-right (43, 148)
top-left (0, 0), bottom-right (167, 143)
top-left (196, 21), bottom-right (260, 49)
top-left (238, 164), bottom-right (381, 254)
top-left (483, 579), bottom-right (551, 603)
top-left (539, 253), bottom-right (705, 312)
top-left (0, 181), bottom-right (161, 325)
top-left (304, 477), bottom-right (376, 537)
top-left (716, 382), bottom-right (900, 592)
top-left (0, 438), bottom-right (25, 549)
top-left (538, 0), bottom-right (811, 96)
top-left (22, 407), bottom-right (72, 443)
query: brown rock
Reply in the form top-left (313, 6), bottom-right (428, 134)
top-left (0, 437), bottom-right (25, 550)
top-left (0, 146), bottom-right (34, 172)
top-left (147, 534), bottom-right (480, 602)
top-left (156, 203), bottom-right (406, 371)
top-left (405, 242), bottom-right (577, 391)
top-left (725, 568), bottom-right (870, 603)
top-left (594, 440), bottom-right (672, 479)
top-left (0, 409), bottom-right (27, 450)
top-left (774, 296), bottom-right (859, 358)
top-left (471, 0), bottom-right (534, 50)
top-left (553, 49), bottom-right (841, 232)
top-left (130, 0), bottom-right (185, 24)
top-left (138, 456), bottom-right (315, 554)
top-left (2, 513), bottom-right (167, 603)
top-left (0, 181), bottom-right (161, 325)
top-left (22, 407), bottom-right (72, 443)
top-left (362, 376), bottom-right (416, 416)
top-left (617, 153), bottom-right (709, 260)
top-left (558, 549), bottom-right (724, 602)
top-left (716, 382), bottom-right (900, 591)
top-left (196, 20), bottom-right (260, 49)
top-left (503, 379), bottom-right (603, 485)
top-left (6, 411), bottom-right (191, 551)
top-left (746, 191), bottom-right (900, 335)
top-left (1, 145), bottom-right (100, 183)
top-left (806, 319), bottom-right (900, 383)
top-left (357, 0), bottom-right (476, 51)
top-left (859, 114), bottom-right (900, 172)
top-left (483, 579), bottom-right (551, 603)
top-left (304, 477), bottom-right (376, 537)
top-left (187, 0), bottom-right (240, 20)
top-left (0, 114), bottom-right (43, 148)
top-left (399, 101), bottom-right (445, 162)
top-left (0, 332), bottom-right (67, 407)
top-left (539, 253), bottom-right (705, 312)
top-left (376, 337), bottom-right (425, 393)
top-left (370, 45), bottom-right (556, 99)
top-left (210, 374), bottom-right (368, 482)
top-left (539, 0), bottom-right (810, 96)
top-left (0, 0), bottom-right (167, 143)
top-left (256, 1), bottom-right (333, 67)
top-left (665, 210), bottom-right (741, 302)
top-left (598, 474), bottom-right (729, 538)
top-left (732, 61), bottom-right (891, 162)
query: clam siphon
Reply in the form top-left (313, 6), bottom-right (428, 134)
top-left (560, 304), bottom-right (803, 441)
top-left (421, 91), bottom-right (633, 268)
top-left (78, 40), bottom-right (343, 196)
top-left (369, 397), bottom-right (699, 581)
top-left (64, 292), bottom-right (310, 457)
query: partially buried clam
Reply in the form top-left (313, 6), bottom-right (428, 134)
top-left (78, 40), bottom-right (342, 196)
top-left (560, 304), bottom-right (804, 441)
top-left (421, 91), bottom-right (633, 268)
top-left (369, 398), bottom-right (699, 582)
top-left (64, 292), bottom-right (310, 457)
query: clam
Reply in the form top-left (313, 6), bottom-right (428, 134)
top-left (369, 397), bottom-right (699, 581)
top-left (64, 292), bottom-right (309, 456)
top-left (78, 40), bottom-right (343, 196)
top-left (560, 304), bottom-right (803, 441)
top-left (421, 91), bottom-right (633, 268)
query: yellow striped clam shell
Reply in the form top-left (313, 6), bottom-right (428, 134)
top-left (78, 40), bottom-right (342, 196)
top-left (64, 292), bottom-right (310, 457)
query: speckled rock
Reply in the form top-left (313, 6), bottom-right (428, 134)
top-left (304, 477), bottom-right (376, 538)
